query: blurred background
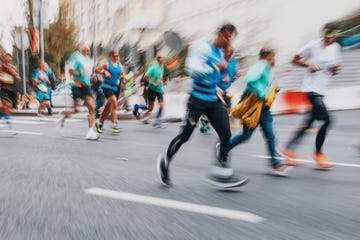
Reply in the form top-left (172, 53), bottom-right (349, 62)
top-left (1, 0), bottom-right (359, 94)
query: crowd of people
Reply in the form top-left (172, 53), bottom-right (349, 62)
top-left (0, 22), bottom-right (347, 188)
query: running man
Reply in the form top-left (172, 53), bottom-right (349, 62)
top-left (133, 56), bottom-right (166, 128)
top-left (229, 47), bottom-right (293, 176)
top-left (279, 27), bottom-right (342, 169)
top-left (0, 52), bottom-right (21, 130)
top-left (95, 50), bottom-right (124, 133)
top-left (156, 23), bottom-right (249, 188)
top-left (62, 43), bottom-right (99, 140)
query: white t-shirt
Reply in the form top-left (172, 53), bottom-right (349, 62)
top-left (298, 38), bottom-right (341, 95)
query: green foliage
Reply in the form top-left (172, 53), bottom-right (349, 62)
top-left (44, 1), bottom-right (77, 77)
top-left (177, 45), bottom-right (189, 77)
top-left (27, 0), bottom-right (78, 79)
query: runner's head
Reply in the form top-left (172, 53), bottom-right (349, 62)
top-left (79, 42), bottom-right (91, 56)
top-left (259, 47), bottom-right (276, 67)
top-left (156, 55), bottom-right (164, 65)
top-left (215, 23), bottom-right (237, 49)
top-left (109, 50), bottom-right (120, 62)
top-left (322, 26), bottom-right (339, 46)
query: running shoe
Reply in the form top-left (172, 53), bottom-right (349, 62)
top-left (268, 164), bottom-right (293, 177)
top-left (110, 124), bottom-right (121, 133)
top-left (278, 146), bottom-right (299, 159)
top-left (132, 107), bottom-right (140, 120)
top-left (85, 128), bottom-right (100, 140)
top-left (204, 162), bottom-right (249, 188)
top-left (157, 153), bottom-right (171, 186)
top-left (312, 152), bottom-right (335, 169)
top-left (95, 122), bottom-right (103, 133)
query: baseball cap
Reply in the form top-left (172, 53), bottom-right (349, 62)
top-left (322, 28), bottom-right (340, 38)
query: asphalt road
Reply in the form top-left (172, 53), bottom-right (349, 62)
top-left (0, 110), bottom-right (359, 240)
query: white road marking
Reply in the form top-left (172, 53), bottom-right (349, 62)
top-left (85, 187), bottom-right (265, 223)
top-left (11, 116), bottom-right (82, 123)
top-left (2, 120), bottom-right (45, 125)
top-left (253, 155), bottom-right (360, 168)
top-left (0, 130), bottom-right (43, 136)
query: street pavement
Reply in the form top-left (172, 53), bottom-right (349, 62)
top-left (0, 110), bottom-right (359, 240)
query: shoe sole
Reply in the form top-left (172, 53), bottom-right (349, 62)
top-left (152, 126), bottom-right (166, 129)
top-left (86, 134), bottom-right (100, 141)
top-left (203, 176), bottom-right (249, 188)
top-left (110, 130), bottom-right (121, 133)
top-left (284, 158), bottom-right (306, 167)
top-left (156, 154), bottom-right (170, 187)
top-left (314, 164), bottom-right (334, 171)
top-left (268, 166), bottom-right (294, 177)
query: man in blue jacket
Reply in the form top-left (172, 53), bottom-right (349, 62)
top-left (156, 24), bottom-right (249, 188)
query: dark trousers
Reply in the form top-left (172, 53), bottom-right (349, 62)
top-left (286, 92), bottom-right (331, 153)
top-left (166, 95), bottom-right (231, 163)
top-left (229, 107), bottom-right (280, 167)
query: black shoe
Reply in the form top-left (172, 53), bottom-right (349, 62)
top-left (157, 153), bottom-right (171, 186)
top-left (132, 109), bottom-right (140, 120)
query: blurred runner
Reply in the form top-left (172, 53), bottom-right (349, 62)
top-left (61, 43), bottom-right (99, 140)
top-left (156, 24), bottom-right (249, 188)
top-left (229, 47), bottom-right (293, 176)
top-left (279, 27), bottom-right (342, 169)
top-left (95, 50), bottom-right (124, 134)
top-left (0, 52), bottom-right (21, 130)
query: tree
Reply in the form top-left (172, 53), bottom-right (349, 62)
top-left (44, 1), bottom-right (78, 78)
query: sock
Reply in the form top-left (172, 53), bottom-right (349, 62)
top-left (139, 104), bottom-right (148, 110)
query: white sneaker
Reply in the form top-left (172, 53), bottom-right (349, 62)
top-left (85, 128), bottom-right (100, 140)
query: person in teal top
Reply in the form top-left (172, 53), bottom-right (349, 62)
top-left (139, 56), bottom-right (166, 128)
top-left (95, 50), bottom-right (124, 134)
top-left (228, 47), bottom-right (293, 176)
top-left (61, 43), bottom-right (99, 140)
top-left (31, 60), bottom-right (51, 116)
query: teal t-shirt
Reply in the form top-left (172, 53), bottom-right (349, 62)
top-left (245, 60), bottom-right (272, 99)
top-left (67, 51), bottom-right (93, 87)
top-left (146, 61), bottom-right (164, 93)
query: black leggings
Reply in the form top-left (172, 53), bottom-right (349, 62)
top-left (286, 92), bottom-right (331, 153)
top-left (166, 96), bottom-right (231, 163)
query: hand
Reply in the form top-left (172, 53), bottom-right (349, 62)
top-left (234, 72), bottom-right (241, 80)
top-left (216, 60), bottom-right (228, 71)
top-left (328, 64), bottom-right (340, 75)
top-left (216, 86), bottom-right (224, 96)
top-left (69, 69), bottom-right (79, 75)
top-left (104, 70), bottom-right (111, 78)
top-left (307, 64), bottom-right (322, 73)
